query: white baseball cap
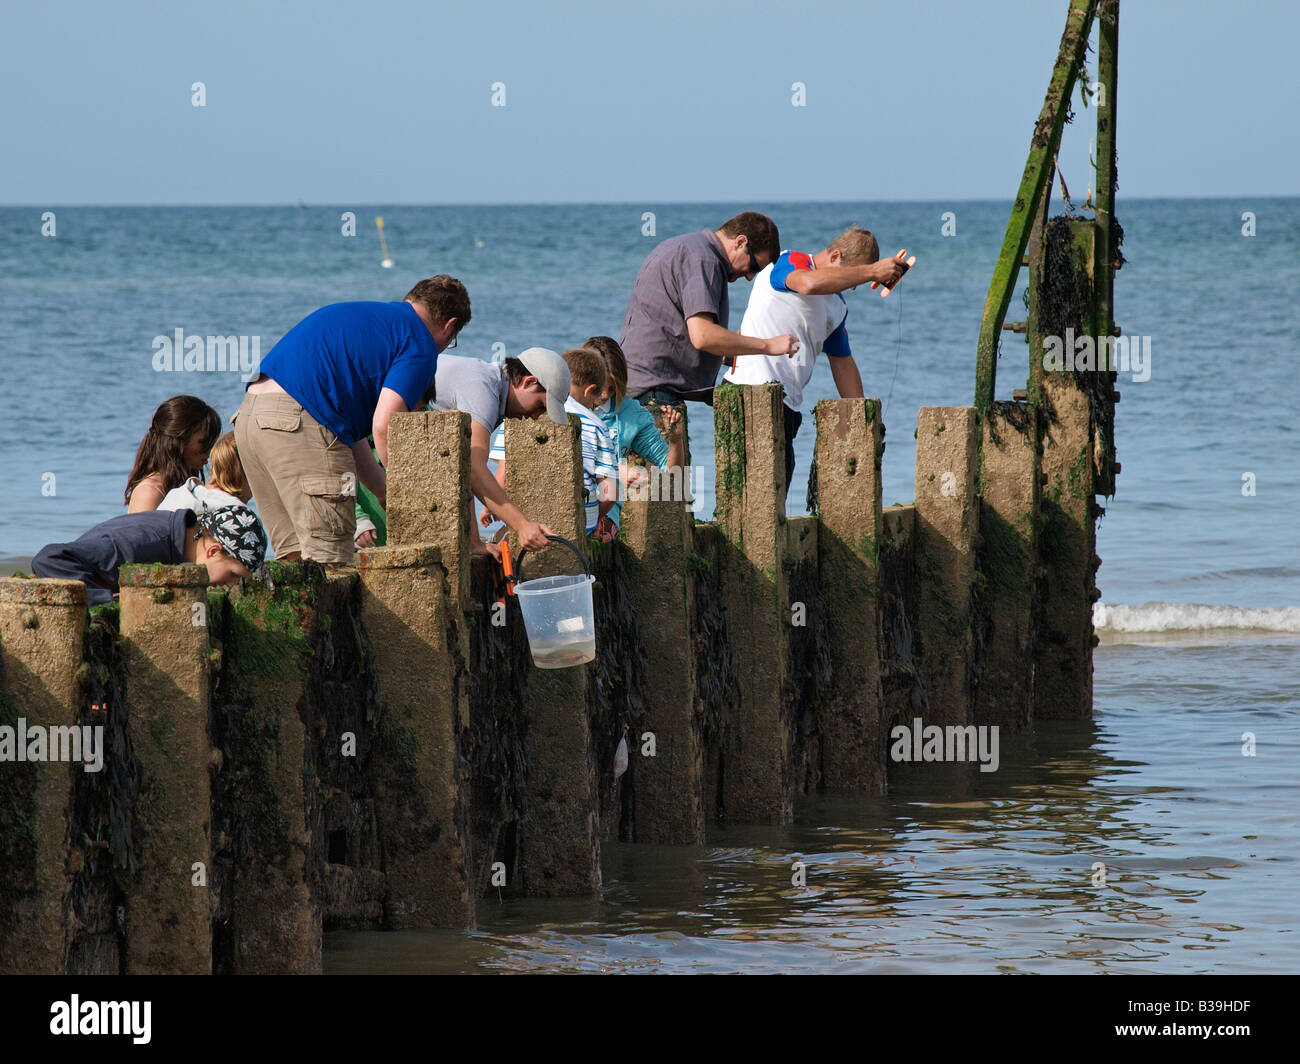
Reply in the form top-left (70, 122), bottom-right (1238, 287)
top-left (517, 347), bottom-right (571, 425)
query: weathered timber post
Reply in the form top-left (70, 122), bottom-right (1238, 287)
top-left (1034, 218), bottom-right (1101, 720)
top-left (974, 402), bottom-right (1039, 731)
top-left (913, 408), bottom-right (980, 728)
top-left (360, 545), bottom-right (473, 926)
top-left (621, 463), bottom-right (705, 844)
top-left (503, 415), bottom-right (601, 894)
top-left (368, 408), bottom-right (475, 925)
top-left (220, 567), bottom-right (323, 972)
top-left (879, 504), bottom-right (922, 734)
top-left (713, 382), bottom-right (793, 824)
top-left (0, 579), bottom-right (88, 974)
top-left (813, 398), bottom-right (887, 792)
top-left (118, 563), bottom-right (212, 974)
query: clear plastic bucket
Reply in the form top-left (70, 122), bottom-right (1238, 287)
top-left (514, 573), bottom-right (597, 669)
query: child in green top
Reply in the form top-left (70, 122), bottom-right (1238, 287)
top-left (354, 438), bottom-right (387, 547)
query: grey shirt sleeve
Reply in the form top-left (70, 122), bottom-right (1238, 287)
top-left (679, 253), bottom-right (727, 322)
top-left (434, 358), bottom-right (507, 432)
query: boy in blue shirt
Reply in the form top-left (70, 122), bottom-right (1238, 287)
top-left (33, 506), bottom-right (268, 606)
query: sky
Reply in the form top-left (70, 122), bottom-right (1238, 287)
top-left (1, 0), bottom-right (1295, 204)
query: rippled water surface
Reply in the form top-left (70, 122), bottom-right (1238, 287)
top-left (327, 635), bottom-right (1300, 974)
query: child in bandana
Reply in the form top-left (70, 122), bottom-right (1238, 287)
top-left (32, 505), bottom-right (268, 606)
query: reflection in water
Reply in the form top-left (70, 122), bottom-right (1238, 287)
top-left (326, 641), bottom-right (1299, 974)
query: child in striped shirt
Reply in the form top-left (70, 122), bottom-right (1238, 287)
top-left (486, 347), bottom-right (619, 538)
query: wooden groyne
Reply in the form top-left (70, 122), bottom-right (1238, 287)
top-left (0, 382), bottom-right (1109, 973)
top-left (0, 0), bottom-right (1122, 975)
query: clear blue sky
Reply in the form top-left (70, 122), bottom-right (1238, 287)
top-left (2, 0), bottom-right (1294, 204)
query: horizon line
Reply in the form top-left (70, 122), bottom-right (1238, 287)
top-left (2, 193), bottom-right (1293, 209)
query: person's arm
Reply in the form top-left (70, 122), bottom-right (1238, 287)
top-left (479, 462), bottom-right (508, 527)
top-left (627, 405), bottom-right (669, 466)
top-left (595, 476), bottom-right (618, 517)
top-left (479, 429), bottom-right (507, 527)
top-left (370, 386), bottom-right (411, 469)
top-left (783, 257), bottom-right (906, 296)
top-left (469, 422), bottom-right (553, 550)
top-left (355, 503), bottom-right (377, 549)
top-left (619, 462), bottom-right (650, 500)
top-left (127, 474), bottom-right (166, 513)
top-left (685, 313), bottom-right (799, 359)
top-left (468, 514), bottom-right (499, 559)
top-left (351, 441), bottom-right (386, 508)
top-left (829, 356), bottom-right (865, 399)
top-left (660, 406), bottom-right (686, 470)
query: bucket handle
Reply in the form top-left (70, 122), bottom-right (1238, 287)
top-left (506, 534), bottom-right (590, 595)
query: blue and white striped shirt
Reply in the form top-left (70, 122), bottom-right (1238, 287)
top-left (488, 397), bottom-right (619, 533)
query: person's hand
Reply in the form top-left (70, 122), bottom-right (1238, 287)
top-left (870, 253), bottom-right (908, 289)
top-left (765, 334), bottom-right (801, 358)
top-left (479, 507), bottom-right (495, 528)
top-left (470, 537), bottom-right (502, 561)
top-left (595, 515), bottom-right (617, 542)
top-left (516, 519), bottom-right (554, 552)
top-left (624, 464), bottom-right (650, 489)
top-left (661, 405), bottom-right (683, 441)
top-left (355, 529), bottom-right (377, 549)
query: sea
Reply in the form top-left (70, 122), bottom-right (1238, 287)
top-left (1, 199), bottom-right (1296, 973)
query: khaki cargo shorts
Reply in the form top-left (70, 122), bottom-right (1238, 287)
top-left (232, 392), bottom-right (357, 564)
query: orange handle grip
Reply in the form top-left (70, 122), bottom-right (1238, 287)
top-left (870, 249), bottom-right (915, 294)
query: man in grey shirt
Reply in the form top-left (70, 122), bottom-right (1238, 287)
top-left (429, 349), bottom-right (570, 554)
top-left (620, 211), bottom-right (800, 406)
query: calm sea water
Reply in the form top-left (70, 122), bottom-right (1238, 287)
top-left (2, 201), bottom-right (1297, 973)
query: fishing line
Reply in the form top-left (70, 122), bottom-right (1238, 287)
top-left (883, 287), bottom-right (903, 417)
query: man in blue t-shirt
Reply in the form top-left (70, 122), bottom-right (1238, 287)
top-left (233, 274), bottom-right (469, 564)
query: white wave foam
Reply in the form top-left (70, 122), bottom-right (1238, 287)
top-left (1093, 601), bottom-right (1300, 634)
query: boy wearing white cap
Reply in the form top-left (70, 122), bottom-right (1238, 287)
top-left (429, 347), bottom-right (570, 554)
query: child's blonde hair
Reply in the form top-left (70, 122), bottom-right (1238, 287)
top-left (582, 336), bottom-right (627, 403)
top-left (562, 347), bottom-right (607, 395)
top-left (208, 432), bottom-right (248, 498)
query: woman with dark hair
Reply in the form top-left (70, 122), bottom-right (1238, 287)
top-left (125, 395), bottom-right (222, 512)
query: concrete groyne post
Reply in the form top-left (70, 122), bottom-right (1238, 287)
top-left (914, 408), bottom-right (981, 728)
top-left (385, 410), bottom-right (473, 611)
top-left (118, 563), bottom-right (213, 975)
top-left (879, 504), bottom-right (921, 732)
top-left (376, 409), bottom-right (476, 922)
top-left (974, 402), bottom-right (1039, 731)
top-left (220, 568), bottom-right (323, 973)
top-left (813, 398), bottom-right (887, 793)
top-left (621, 476), bottom-right (705, 845)
top-left (359, 545), bottom-right (473, 927)
top-left (503, 416), bottom-right (601, 894)
top-left (0, 579), bottom-right (88, 974)
top-left (713, 382), bottom-right (793, 825)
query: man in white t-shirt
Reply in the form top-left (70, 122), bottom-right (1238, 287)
top-left (724, 225), bottom-right (907, 490)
